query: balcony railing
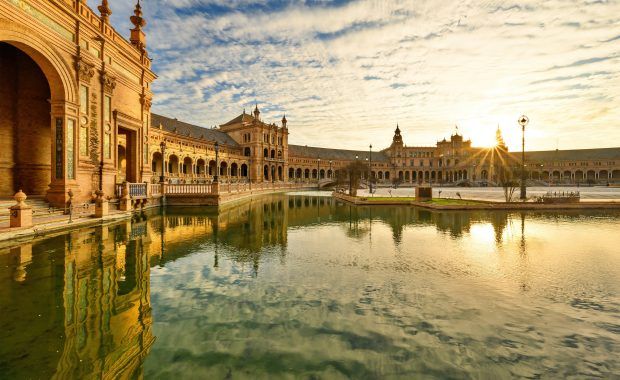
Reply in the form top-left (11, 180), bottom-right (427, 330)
top-left (129, 183), bottom-right (147, 198)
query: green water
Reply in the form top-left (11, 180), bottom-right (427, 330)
top-left (1, 193), bottom-right (619, 379)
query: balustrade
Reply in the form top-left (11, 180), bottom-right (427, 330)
top-left (129, 183), bottom-right (148, 198)
top-left (166, 184), bottom-right (212, 194)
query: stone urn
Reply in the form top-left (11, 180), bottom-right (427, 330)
top-left (14, 189), bottom-right (27, 206)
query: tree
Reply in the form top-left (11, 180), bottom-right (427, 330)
top-left (498, 166), bottom-right (519, 202)
top-left (336, 161), bottom-right (368, 196)
top-left (391, 177), bottom-right (403, 188)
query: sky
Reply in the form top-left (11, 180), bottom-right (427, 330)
top-left (109, 0), bottom-right (620, 151)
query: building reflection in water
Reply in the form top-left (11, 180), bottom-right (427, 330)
top-left (2, 193), bottom-right (618, 377)
top-left (0, 221), bottom-right (154, 379)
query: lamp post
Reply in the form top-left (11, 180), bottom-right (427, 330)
top-left (369, 144), bottom-right (373, 194)
top-left (329, 160), bottom-right (332, 179)
top-left (214, 141), bottom-right (219, 183)
top-left (159, 141), bottom-right (166, 183)
top-left (518, 115), bottom-right (529, 200)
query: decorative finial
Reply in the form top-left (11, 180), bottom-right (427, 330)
top-left (130, 0), bottom-right (146, 30)
top-left (98, 0), bottom-right (112, 24)
top-left (130, 0), bottom-right (147, 52)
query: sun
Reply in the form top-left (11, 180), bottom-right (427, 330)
top-left (471, 132), bottom-right (498, 148)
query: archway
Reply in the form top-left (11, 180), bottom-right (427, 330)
top-left (241, 163), bottom-right (248, 177)
top-left (289, 168), bottom-right (295, 179)
top-left (0, 20), bottom-right (80, 205)
top-left (183, 157), bottom-right (192, 175)
top-left (278, 166), bottom-right (283, 181)
top-left (168, 155), bottom-right (179, 176)
top-left (244, 147), bottom-right (251, 157)
top-left (219, 161), bottom-right (228, 177)
top-left (208, 160), bottom-right (217, 176)
top-left (0, 42), bottom-right (53, 197)
top-left (152, 152), bottom-right (163, 177)
top-left (196, 158), bottom-right (206, 175)
top-left (264, 165), bottom-right (269, 180)
top-left (296, 168), bottom-right (302, 178)
top-left (231, 162), bottom-right (238, 177)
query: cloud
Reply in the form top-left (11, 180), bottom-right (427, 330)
top-left (108, 0), bottom-right (620, 151)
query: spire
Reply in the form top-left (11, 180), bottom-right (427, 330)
top-left (98, 0), bottom-right (112, 24)
top-left (253, 104), bottom-right (260, 120)
top-left (392, 123), bottom-right (403, 145)
top-left (281, 113), bottom-right (287, 128)
top-left (496, 125), bottom-right (507, 150)
top-left (130, 0), bottom-right (147, 53)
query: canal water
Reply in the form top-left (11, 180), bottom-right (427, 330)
top-left (1, 193), bottom-right (619, 379)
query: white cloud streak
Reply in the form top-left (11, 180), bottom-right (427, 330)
top-left (109, 0), bottom-right (620, 150)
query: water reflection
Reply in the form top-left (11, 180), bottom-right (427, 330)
top-left (1, 193), bottom-right (619, 378)
top-left (0, 223), bottom-right (153, 379)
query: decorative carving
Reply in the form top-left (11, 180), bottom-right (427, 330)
top-left (89, 92), bottom-right (100, 165)
top-left (140, 94), bottom-right (152, 111)
top-left (100, 71), bottom-right (117, 94)
top-left (75, 58), bottom-right (95, 83)
top-left (98, 0), bottom-right (112, 24)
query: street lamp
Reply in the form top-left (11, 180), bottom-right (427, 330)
top-left (518, 115), bottom-right (529, 200)
top-left (214, 141), bottom-right (219, 183)
top-left (159, 141), bottom-right (166, 183)
top-left (329, 160), bottom-right (332, 178)
top-left (369, 144), bottom-right (373, 194)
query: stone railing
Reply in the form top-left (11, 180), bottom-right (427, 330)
top-left (129, 183), bottom-right (148, 198)
top-left (150, 183), bottom-right (162, 196)
top-left (166, 184), bottom-right (213, 195)
top-left (118, 181), bottom-right (310, 201)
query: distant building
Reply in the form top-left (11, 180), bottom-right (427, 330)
top-left (1, 1), bottom-right (618, 208)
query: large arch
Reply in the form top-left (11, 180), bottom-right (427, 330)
top-left (0, 20), bottom-right (78, 205)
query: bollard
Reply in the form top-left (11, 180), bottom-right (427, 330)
top-left (9, 190), bottom-right (33, 228)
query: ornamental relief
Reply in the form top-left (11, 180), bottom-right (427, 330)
top-left (100, 71), bottom-right (117, 94)
top-left (140, 94), bottom-right (152, 111)
top-left (75, 58), bottom-right (95, 83)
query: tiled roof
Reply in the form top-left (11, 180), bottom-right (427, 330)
top-left (289, 144), bottom-right (390, 162)
top-left (220, 112), bottom-right (256, 126)
top-left (512, 148), bottom-right (620, 161)
top-left (151, 113), bottom-right (239, 147)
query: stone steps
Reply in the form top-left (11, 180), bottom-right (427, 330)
top-left (0, 197), bottom-right (65, 220)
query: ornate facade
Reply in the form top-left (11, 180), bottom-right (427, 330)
top-left (1, 0), bottom-right (619, 209)
top-left (1, 0), bottom-right (154, 206)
